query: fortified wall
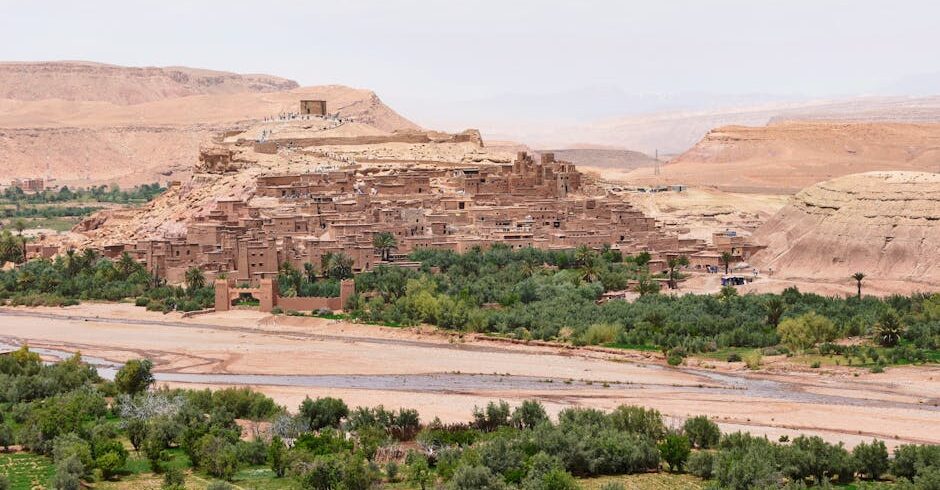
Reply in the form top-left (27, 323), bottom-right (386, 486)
top-left (214, 277), bottom-right (355, 312)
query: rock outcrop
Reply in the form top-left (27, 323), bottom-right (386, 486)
top-left (751, 171), bottom-right (940, 284)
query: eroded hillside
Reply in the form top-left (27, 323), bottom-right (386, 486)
top-left (0, 62), bottom-right (418, 186)
top-left (751, 171), bottom-right (940, 285)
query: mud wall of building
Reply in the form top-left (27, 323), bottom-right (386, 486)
top-left (276, 296), bottom-right (342, 311)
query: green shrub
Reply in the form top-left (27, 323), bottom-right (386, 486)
top-left (892, 444), bottom-right (940, 479)
top-left (234, 438), bottom-right (267, 466)
top-left (299, 396), bottom-right (348, 430)
top-left (687, 450), bottom-right (715, 478)
top-left (52, 433), bottom-right (93, 472)
top-left (448, 464), bottom-right (507, 489)
top-left (385, 460), bottom-right (399, 481)
top-left (95, 449), bottom-right (126, 480)
top-left (608, 405), bottom-right (667, 440)
top-left (294, 429), bottom-right (353, 456)
top-left (511, 400), bottom-right (548, 430)
top-left (854, 439), bottom-right (889, 480)
top-left (683, 416), bottom-right (721, 449)
top-left (50, 456), bottom-right (84, 490)
top-left (744, 352), bottom-right (762, 370)
top-left (192, 434), bottom-right (239, 480)
top-left (659, 434), bottom-right (692, 472)
top-left (713, 438), bottom-right (780, 489)
top-left (777, 312), bottom-right (837, 351)
top-left (162, 466), bottom-right (185, 490)
top-left (581, 323), bottom-right (621, 345)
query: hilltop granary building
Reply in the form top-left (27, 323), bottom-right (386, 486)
top-left (300, 100), bottom-right (327, 116)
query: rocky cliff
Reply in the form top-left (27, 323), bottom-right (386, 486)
top-left (751, 171), bottom-right (940, 284)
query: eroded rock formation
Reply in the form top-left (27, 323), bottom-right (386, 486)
top-left (751, 171), bottom-right (940, 283)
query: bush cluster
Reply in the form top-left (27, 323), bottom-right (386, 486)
top-left (4, 346), bottom-right (940, 489)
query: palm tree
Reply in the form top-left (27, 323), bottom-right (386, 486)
top-left (718, 285), bottom-right (738, 303)
top-left (185, 266), bottom-right (206, 292)
top-left (667, 255), bottom-right (689, 289)
top-left (373, 232), bottom-right (398, 262)
top-left (852, 272), bottom-right (866, 299)
top-left (874, 310), bottom-right (903, 347)
top-left (325, 252), bottom-right (354, 280)
top-left (579, 258), bottom-right (601, 283)
top-left (279, 261), bottom-right (302, 292)
top-left (0, 231), bottom-right (23, 264)
top-left (519, 260), bottom-right (538, 278)
top-left (574, 245), bottom-right (596, 267)
top-left (303, 262), bottom-right (317, 283)
top-left (12, 219), bottom-right (26, 262)
top-left (148, 271), bottom-right (166, 289)
top-left (116, 252), bottom-right (138, 280)
top-left (720, 251), bottom-right (734, 274)
top-left (64, 249), bottom-right (80, 277)
top-left (81, 248), bottom-right (99, 269)
top-left (763, 297), bottom-right (786, 327)
top-left (634, 275), bottom-right (660, 296)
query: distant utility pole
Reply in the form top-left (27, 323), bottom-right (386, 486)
top-left (654, 149), bottom-right (660, 176)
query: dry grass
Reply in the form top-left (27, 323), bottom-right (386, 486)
top-left (579, 472), bottom-right (706, 489)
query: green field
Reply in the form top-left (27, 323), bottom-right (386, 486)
top-left (0, 453), bottom-right (55, 490)
top-left (579, 473), bottom-right (705, 489)
top-left (0, 216), bottom-right (82, 232)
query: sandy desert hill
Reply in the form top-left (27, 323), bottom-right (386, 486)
top-left (619, 121), bottom-right (940, 193)
top-left (0, 61), bottom-right (299, 104)
top-left (751, 171), bottom-right (940, 286)
top-left (0, 62), bottom-right (418, 186)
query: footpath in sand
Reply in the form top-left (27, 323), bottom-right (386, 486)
top-left (1, 303), bottom-right (938, 449)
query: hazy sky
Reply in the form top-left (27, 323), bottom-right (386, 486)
top-left (4, 1), bottom-right (939, 125)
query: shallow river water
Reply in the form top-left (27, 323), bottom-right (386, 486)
top-left (3, 340), bottom-right (936, 413)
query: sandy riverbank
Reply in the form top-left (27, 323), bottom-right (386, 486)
top-left (1, 303), bottom-right (937, 449)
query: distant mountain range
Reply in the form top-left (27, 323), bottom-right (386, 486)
top-left (401, 86), bottom-right (940, 157)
